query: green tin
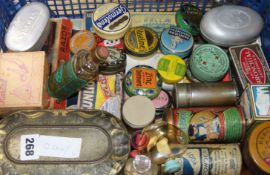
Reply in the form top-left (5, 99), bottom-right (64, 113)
top-left (124, 65), bottom-right (162, 99)
top-left (175, 4), bottom-right (202, 36)
top-left (190, 44), bottom-right (229, 82)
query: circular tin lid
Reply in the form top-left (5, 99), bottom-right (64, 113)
top-left (122, 96), bottom-right (155, 128)
top-left (157, 55), bottom-right (186, 84)
top-left (70, 31), bottom-right (97, 54)
top-left (99, 47), bottom-right (126, 74)
top-left (160, 26), bottom-right (193, 55)
top-left (200, 5), bottom-right (263, 47)
top-left (124, 27), bottom-right (159, 57)
top-left (248, 122), bottom-right (270, 174)
top-left (152, 90), bottom-right (171, 110)
top-left (176, 4), bottom-right (202, 36)
top-left (190, 44), bottom-right (229, 82)
top-left (124, 65), bottom-right (162, 99)
top-left (92, 3), bottom-right (131, 40)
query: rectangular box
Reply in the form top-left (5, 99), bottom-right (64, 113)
top-left (240, 84), bottom-right (270, 126)
top-left (0, 52), bottom-right (49, 113)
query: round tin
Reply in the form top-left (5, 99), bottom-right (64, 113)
top-left (99, 47), bottom-right (126, 74)
top-left (5, 2), bottom-right (51, 51)
top-left (152, 90), bottom-right (172, 111)
top-left (160, 26), bottom-right (193, 58)
top-left (200, 5), bottom-right (264, 47)
top-left (176, 4), bottom-right (203, 36)
top-left (124, 27), bottom-right (159, 57)
top-left (122, 96), bottom-right (155, 128)
top-left (157, 55), bottom-right (186, 84)
top-left (69, 31), bottom-right (97, 54)
top-left (92, 3), bottom-right (131, 40)
top-left (243, 122), bottom-right (270, 175)
top-left (190, 44), bottom-right (229, 82)
top-left (124, 65), bottom-right (162, 99)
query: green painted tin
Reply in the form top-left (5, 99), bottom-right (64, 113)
top-left (190, 44), bottom-right (229, 82)
top-left (124, 65), bottom-right (162, 99)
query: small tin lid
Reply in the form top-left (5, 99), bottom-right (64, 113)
top-left (248, 122), bottom-right (270, 174)
top-left (176, 4), bottom-right (202, 36)
top-left (152, 90), bottom-right (172, 110)
top-left (5, 2), bottom-right (50, 51)
top-left (190, 44), bottom-right (229, 82)
top-left (122, 96), bottom-right (155, 128)
top-left (92, 3), bottom-right (131, 40)
top-left (200, 5), bottom-right (263, 47)
top-left (157, 55), bottom-right (186, 84)
top-left (99, 47), bottom-right (126, 74)
top-left (124, 27), bottom-right (159, 57)
top-left (70, 31), bottom-right (97, 54)
top-left (124, 65), bottom-right (162, 99)
top-left (160, 26), bottom-right (193, 55)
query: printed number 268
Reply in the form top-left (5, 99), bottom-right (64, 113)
top-left (25, 138), bottom-right (34, 156)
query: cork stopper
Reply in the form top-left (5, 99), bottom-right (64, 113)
top-left (96, 46), bottom-right (109, 61)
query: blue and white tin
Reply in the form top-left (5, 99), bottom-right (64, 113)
top-left (92, 3), bottom-right (131, 40)
top-left (160, 26), bottom-right (194, 58)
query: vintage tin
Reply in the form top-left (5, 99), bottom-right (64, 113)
top-left (124, 65), bottom-right (162, 99)
top-left (122, 96), bottom-right (155, 128)
top-left (157, 55), bottom-right (186, 84)
top-left (92, 3), bottom-right (131, 40)
top-left (175, 4), bottom-right (202, 36)
top-left (243, 122), bottom-right (270, 175)
top-left (160, 26), bottom-right (194, 58)
top-left (162, 144), bottom-right (242, 175)
top-left (200, 5), bottom-right (263, 47)
top-left (152, 90), bottom-right (172, 112)
top-left (5, 2), bottom-right (51, 51)
top-left (69, 31), bottom-right (97, 54)
top-left (190, 44), bottom-right (230, 82)
top-left (0, 110), bottom-right (130, 175)
top-left (229, 44), bottom-right (270, 93)
top-left (174, 82), bottom-right (237, 108)
top-left (240, 84), bottom-right (270, 127)
top-left (99, 47), bottom-right (126, 75)
top-left (124, 27), bottom-right (159, 57)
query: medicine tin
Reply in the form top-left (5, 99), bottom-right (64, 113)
top-left (69, 31), bottom-right (97, 54)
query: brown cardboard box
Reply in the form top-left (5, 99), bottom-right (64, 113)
top-left (0, 51), bottom-right (49, 113)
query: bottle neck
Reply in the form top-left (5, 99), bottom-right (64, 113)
top-left (91, 47), bottom-right (108, 64)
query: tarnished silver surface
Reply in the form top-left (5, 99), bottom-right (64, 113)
top-left (0, 110), bottom-right (130, 175)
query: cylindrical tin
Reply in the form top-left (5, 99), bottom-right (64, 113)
top-left (173, 82), bottom-right (237, 107)
top-left (152, 90), bottom-right (172, 119)
top-left (92, 3), bottom-right (131, 40)
top-left (159, 26), bottom-right (194, 58)
top-left (243, 121), bottom-right (270, 175)
top-left (69, 31), bottom-right (97, 54)
top-left (162, 144), bottom-right (242, 175)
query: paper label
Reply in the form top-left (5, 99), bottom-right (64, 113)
top-left (20, 135), bottom-right (82, 160)
top-left (251, 85), bottom-right (270, 117)
top-left (132, 68), bottom-right (157, 89)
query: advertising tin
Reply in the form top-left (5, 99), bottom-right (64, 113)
top-left (229, 44), bottom-right (270, 93)
top-left (200, 5), bottom-right (263, 47)
top-left (122, 96), bottom-right (155, 128)
top-left (160, 26), bottom-right (194, 58)
top-left (243, 121), bottom-right (270, 175)
top-left (124, 27), bottom-right (159, 57)
top-left (92, 3), bottom-right (131, 40)
top-left (69, 31), bottom-right (97, 54)
top-left (190, 44), bottom-right (229, 82)
top-left (162, 144), bottom-right (242, 175)
top-left (175, 4), bottom-right (202, 36)
top-left (4, 2), bottom-right (51, 51)
top-left (124, 65), bottom-right (162, 99)
top-left (157, 55), bottom-right (186, 84)
top-left (0, 110), bottom-right (130, 175)
top-left (99, 47), bottom-right (126, 74)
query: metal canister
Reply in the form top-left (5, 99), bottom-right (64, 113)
top-left (173, 82), bottom-right (237, 107)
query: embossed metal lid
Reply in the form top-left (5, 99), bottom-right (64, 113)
top-left (5, 2), bottom-right (51, 51)
top-left (200, 5), bottom-right (263, 47)
top-left (190, 44), bottom-right (229, 82)
top-left (124, 27), bottom-right (159, 57)
top-left (124, 65), bottom-right (162, 99)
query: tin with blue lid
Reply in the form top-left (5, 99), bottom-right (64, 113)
top-left (160, 26), bottom-right (194, 58)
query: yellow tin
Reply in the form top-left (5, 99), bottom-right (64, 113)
top-left (69, 30), bottom-right (96, 54)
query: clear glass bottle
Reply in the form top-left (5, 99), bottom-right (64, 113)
top-left (48, 46), bottom-right (109, 100)
top-left (124, 155), bottom-right (158, 175)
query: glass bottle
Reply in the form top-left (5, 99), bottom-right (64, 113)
top-left (48, 46), bottom-right (109, 100)
top-left (124, 155), bottom-right (158, 175)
